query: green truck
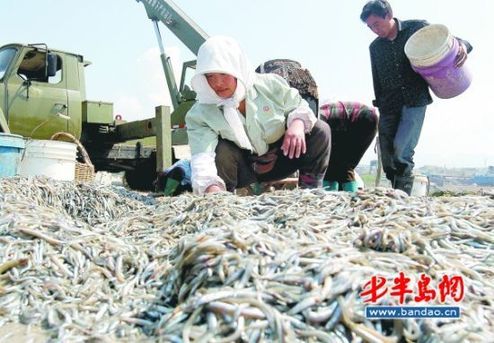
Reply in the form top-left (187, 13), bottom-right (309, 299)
top-left (0, 0), bottom-right (207, 190)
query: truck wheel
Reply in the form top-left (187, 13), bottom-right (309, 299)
top-left (124, 157), bottom-right (156, 191)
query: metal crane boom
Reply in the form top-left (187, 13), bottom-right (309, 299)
top-left (136, 0), bottom-right (208, 55)
top-left (134, 0), bottom-right (207, 175)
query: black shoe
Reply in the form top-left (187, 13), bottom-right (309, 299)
top-left (394, 175), bottom-right (414, 195)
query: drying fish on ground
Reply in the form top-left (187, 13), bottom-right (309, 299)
top-left (0, 176), bottom-right (493, 341)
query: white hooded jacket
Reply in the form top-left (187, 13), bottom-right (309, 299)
top-left (187, 36), bottom-right (317, 194)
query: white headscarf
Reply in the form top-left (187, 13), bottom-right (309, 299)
top-left (191, 36), bottom-right (255, 152)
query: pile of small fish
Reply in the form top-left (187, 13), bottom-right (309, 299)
top-left (0, 176), bottom-right (153, 225)
top-left (0, 177), bottom-right (493, 342)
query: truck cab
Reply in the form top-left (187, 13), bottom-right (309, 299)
top-left (0, 43), bottom-right (87, 138)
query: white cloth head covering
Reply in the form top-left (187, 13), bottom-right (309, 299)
top-left (191, 36), bottom-right (255, 151)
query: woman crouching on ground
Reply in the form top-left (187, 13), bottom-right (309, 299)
top-left (186, 36), bottom-right (331, 194)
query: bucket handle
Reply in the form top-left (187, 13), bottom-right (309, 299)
top-left (19, 137), bottom-right (34, 162)
top-left (50, 132), bottom-right (94, 168)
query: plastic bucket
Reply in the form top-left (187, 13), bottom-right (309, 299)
top-left (18, 139), bottom-right (77, 181)
top-left (411, 174), bottom-right (430, 196)
top-left (404, 24), bottom-right (472, 99)
top-left (0, 133), bottom-right (25, 178)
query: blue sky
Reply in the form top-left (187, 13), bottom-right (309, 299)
top-left (1, 0), bottom-right (493, 168)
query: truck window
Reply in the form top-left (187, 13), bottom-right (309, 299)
top-left (17, 50), bottom-right (62, 84)
top-left (0, 48), bottom-right (17, 80)
top-left (49, 54), bottom-right (62, 84)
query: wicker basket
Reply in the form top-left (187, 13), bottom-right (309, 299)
top-left (50, 132), bottom-right (95, 183)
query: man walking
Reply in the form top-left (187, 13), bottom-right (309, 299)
top-left (360, 0), bottom-right (472, 194)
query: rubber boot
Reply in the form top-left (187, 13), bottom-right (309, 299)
top-left (341, 180), bottom-right (358, 192)
top-left (164, 178), bottom-right (180, 196)
top-left (323, 180), bottom-right (339, 191)
top-left (394, 175), bottom-right (414, 196)
top-left (251, 182), bottom-right (263, 195)
top-left (164, 167), bottom-right (185, 196)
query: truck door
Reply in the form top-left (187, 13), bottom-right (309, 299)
top-left (7, 48), bottom-right (70, 139)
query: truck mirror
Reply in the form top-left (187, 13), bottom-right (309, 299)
top-left (47, 53), bottom-right (58, 77)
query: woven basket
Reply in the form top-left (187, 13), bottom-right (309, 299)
top-left (50, 132), bottom-right (95, 183)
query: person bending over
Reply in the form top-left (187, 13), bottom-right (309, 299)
top-left (320, 101), bottom-right (378, 192)
top-left (256, 59), bottom-right (378, 192)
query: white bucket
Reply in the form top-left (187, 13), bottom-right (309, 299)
top-left (405, 24), bottom-right (454, 68)
top-left (411, 174), bottom-right (430, 196)
top-left (18, 139), bottom-right (77, 181)
top-left (354, 171), bottom-right (365, 190)
top-left (404, 24), bottom-right (472, 99)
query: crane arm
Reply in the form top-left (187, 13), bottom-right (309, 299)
top-left (136, 0), bottom-right (208, 55)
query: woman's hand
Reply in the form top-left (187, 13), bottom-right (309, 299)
top-left (282, 119), bottom-right (306, 159)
